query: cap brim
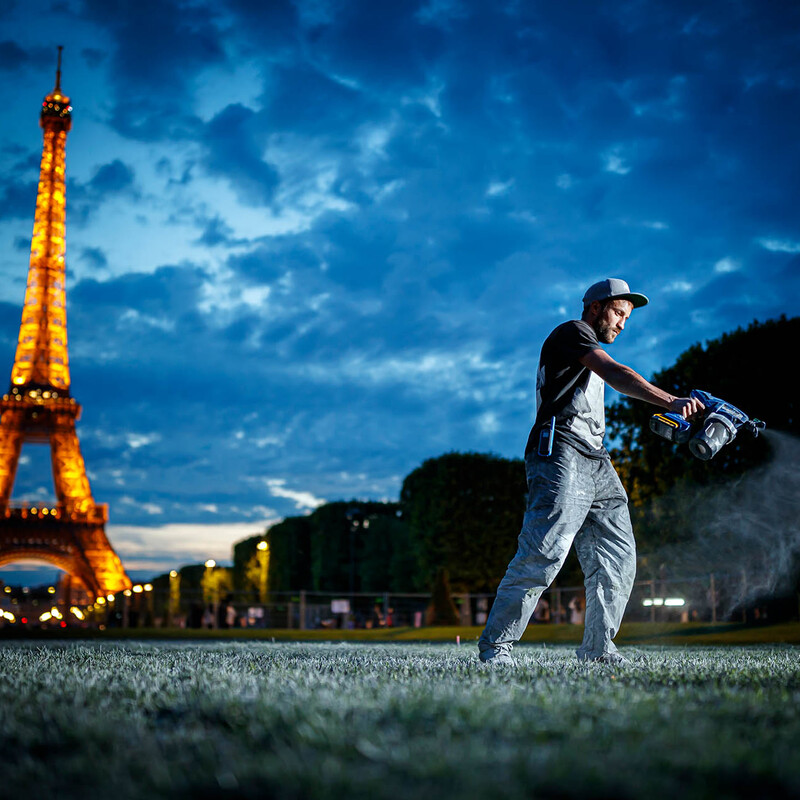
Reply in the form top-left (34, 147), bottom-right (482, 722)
top-left (612, 292), bottom-right (649, 308)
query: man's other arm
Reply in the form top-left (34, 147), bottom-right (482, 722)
top-left (579, 349), bottom-right (703, 418)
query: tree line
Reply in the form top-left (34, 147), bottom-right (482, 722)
top-left (234, 453), bottom-right (527, 596)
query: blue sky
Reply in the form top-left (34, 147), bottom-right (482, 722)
top-left (1, 0), bottom-right (798, 584)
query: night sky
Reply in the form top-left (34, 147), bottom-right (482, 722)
top-left (1, 0), bottom-right (798, 584)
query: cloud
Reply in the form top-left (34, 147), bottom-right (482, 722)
top-left (0, 40), bottom-right (27, 70)
top-left (714, 257), bottom-right (739, 274)
top-left (88, 159), bottom-right (136, 194)
top-left (486, 179), bottom-right (514, 197)
top-left (0, 40), bottom-right (52, 71)
top-left (265, 479), bottom-right (325, 511)
top-left (194, 215), bottom-right (235, 247)
top-left (757, 238), bottom-right (800, 254)
top-left (603, 147), bottom-right (632, 175)
top-left (71, 263), bottom-right (207, 317)
top-left (108, 519), bottom-right (279, 571)
top-left (79, 247), bottom-right (108, 271)
top-left (79, 0), bottom-right (226, 140)
top-left (249, 0), bottom-right (446, 92)
top-left (0, 180), bottom-right (37, 220)
top-left (259, 61), bottom-right (373, 134)
top-left (202, 104), bottom-right (280, 206)
top-left (80, 47), bottom-right (106, 69)
top-left (67, 159), bottom-right (138, 223)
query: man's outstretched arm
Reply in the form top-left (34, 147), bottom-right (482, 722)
top-left (579, 348), bottom-right (703, 418)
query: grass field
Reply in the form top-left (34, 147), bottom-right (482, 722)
top-left (2, 640), bottom-right (799, 799)
top-left (5, 620), bottom-right (800, 644)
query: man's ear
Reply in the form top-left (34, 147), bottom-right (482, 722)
top-left (585, 300), bottom-right (602, 320)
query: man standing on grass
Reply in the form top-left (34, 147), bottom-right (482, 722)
top-left (478, 279), bottom-right (703, 665)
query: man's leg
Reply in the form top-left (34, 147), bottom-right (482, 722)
top-left (479, 447), bottom-right (592, 662)
top-left (573, 460), bottom-right (636, 661)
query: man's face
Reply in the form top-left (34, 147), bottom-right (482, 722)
top-left (593, 298), bottom-right (633, 344)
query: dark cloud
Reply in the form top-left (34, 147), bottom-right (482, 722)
top-left (81, 0), bottom-right (226, 87)
top-left (0, 40), bottom-right (54, 71)
top-left (0, 180), bottom-right (37, 220)
top-left (0, 147), bottom-right (40, 223)
top-left (79, 246), bottom-right (108, 271)
top-left (88, 159), bottom-right (135, 194)
top-left (71, 264), bottom-right (207, 318)
top-left (202, 104), bottom-right (279, 205)
top-left (225, 0), bottom-right (298, 50)
top-left (79, 0), bottom-right (226, 140)
top-left (194, 215), bottom-right (234, 247)
top-left (67, 159), bottom-right (138, 223)
top-left (0, 301), bottom-right (21, 351)
top-left (298, 0), bottom-right (446, 90)
top-left (80, 47), bottom-right (106, 69)
top-left (225, 243), bottom-right (296, 282)
top-left (0, 40), bottom-right (27, 70)
top-left (260, 62), bottom-right (373, 134)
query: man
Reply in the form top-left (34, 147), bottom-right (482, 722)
top-left (478, 278), bottom-right (702, 665)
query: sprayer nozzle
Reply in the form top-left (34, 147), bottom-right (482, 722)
top-left (747, 419), bottom-right (766, 437)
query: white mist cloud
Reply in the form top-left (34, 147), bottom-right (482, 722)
top-left (486, 179), bottom-right (514, 197)
top-left (714, 257), bottom-right (739, 274)
top-left (477, 411), bottom-right (500, 434)
top-left (265, 479), bottom-right (326, 511)
top-left (603, 147), bottom-right (631, 175)
top-left (108, 519), bottom-right (279, 571)
top-left (757, 238), bottom-right (800, 253)
top-left (653, 431), bottom-right (800, 618)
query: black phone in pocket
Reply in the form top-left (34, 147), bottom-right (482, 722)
top-left (537, 416), bottom-right (556, 457)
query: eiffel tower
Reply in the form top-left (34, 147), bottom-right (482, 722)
top-left (0, 48), bottom-right (130, 599)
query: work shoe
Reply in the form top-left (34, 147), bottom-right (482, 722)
top-left (478, 649), bottom-right (516, 667)
top-left (589, 652), bottom-right (631, 666)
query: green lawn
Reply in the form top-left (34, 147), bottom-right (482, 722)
top-left (5, 620), bottom-right (800, 645)
top-left (1, 641), bottom-right (798, 799)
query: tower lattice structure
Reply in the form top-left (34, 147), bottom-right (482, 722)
top-left (0, 49), bottom-right (130, 598)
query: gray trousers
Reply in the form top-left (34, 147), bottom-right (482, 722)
top-left (479, 442), bottom-right (636, 661)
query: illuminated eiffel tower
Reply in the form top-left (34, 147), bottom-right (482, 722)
top-left (0, 48), bottom-right (130, 598)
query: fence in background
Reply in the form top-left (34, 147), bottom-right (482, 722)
top-left (44, 570), bottom-right (758, 630)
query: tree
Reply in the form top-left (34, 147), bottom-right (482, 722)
top-left (400, 452), bottom-right (527, 593)
top-left (361, 514), bottom-right (415, 592)
top-left (266, 516), bottom-right (312, 593)
top-left (233, 534), bottom-right (268, 599)
top-left (607, 315), bottom-right (798, 555)
top-left (201, 565), bottom-right (232, 605)
top-left (425, 568), bottom-right (459, 625)
top-left (608, 316), bottom-right (797, 508)
top-left (308, 501), bottom-right (404, 592)
top-left (258, 501), bottom-right (404, 593)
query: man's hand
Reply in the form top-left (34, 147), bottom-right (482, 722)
top-left (668, 396), bottom-right (705, 419)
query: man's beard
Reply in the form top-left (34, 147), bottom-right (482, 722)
top-left (595, 322), bottom-right (617, 344)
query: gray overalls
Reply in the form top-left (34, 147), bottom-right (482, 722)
top-left (478, 440), bottom-right (636, 662)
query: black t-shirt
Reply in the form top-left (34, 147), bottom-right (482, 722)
top-left (524, 319), bottom-right (609, 459)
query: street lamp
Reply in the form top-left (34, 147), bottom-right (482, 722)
top-left (169, 570), bottom-right (180, 627)
top-left (257, 540), bottom-right (269, 603)
top-left (345, 507), bottom-right (371, 617)
top-left (204, 559), bottom-right (218, 628)
top-left (122, 588), bottom-right (132, 628)
top-left (346, 508), bottom-right (361, 597)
